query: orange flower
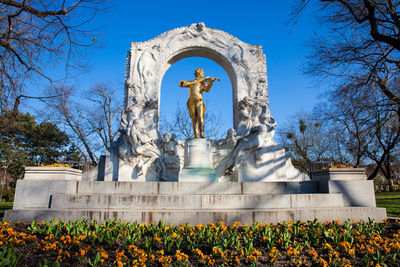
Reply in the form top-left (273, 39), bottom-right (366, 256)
top-left (80, 249), bottom-right (86, 256)
top-left (171, 232), bottom-right (179, 239)
top-left (235, 257), bottom-right (240, 264)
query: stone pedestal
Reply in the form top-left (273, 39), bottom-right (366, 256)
top-left (179, 139), bottom-right (218, 182)
top-left (311, 168), bottom-right (366, 181)
top-left (312, 168), bottom-right (375, 207)
top-left (24, 167), bottom-right (82, 181)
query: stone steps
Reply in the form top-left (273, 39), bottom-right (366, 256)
top-left (50, 193), bottom-right (343, 210)
top-left (5, 207), bottom-right (387, 225)
top-left (4, 180), bottom-right (387, 225)
top-left (74, 181), bottom-right (319, 195)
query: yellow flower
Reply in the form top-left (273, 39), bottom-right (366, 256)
top-left (40, 163), bottom-right (71, 168)
top-left (323, 164), bottom-right (353, 169)
top-left (154, 235), bottom-right (161, 243)
top-left (317, 257), bottom-right (329, 267)
top-left (171, 232), bottom-right (179, 239)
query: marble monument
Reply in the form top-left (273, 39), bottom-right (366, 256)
top-left (108, 22), bottom-right (306, 182)
top-left (5, 23), bottom-right (386, 225)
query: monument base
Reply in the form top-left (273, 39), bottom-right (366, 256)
top-left (5, 180), bottom-right (387, 225)
top-left (179, 139), bottom-right (219, 182)
top-left (179, 168), bottom-right (218, 182)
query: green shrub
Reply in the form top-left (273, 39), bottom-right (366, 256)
top-left (2, 188), bottom-right (15, 202)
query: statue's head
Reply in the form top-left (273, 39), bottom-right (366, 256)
top-left (194, 68), bottom-right (204, 78)
top-left (196, 22), bottom-right (205, 31)
top-left (226, 128), bottom-right (236, 139)
top-left (162, 132), bottom-right (176, 142)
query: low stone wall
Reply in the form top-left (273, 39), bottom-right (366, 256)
top-left (24, 167), bottom-right (82, 181)
top-left (311, 168), bottom-right (366, 181)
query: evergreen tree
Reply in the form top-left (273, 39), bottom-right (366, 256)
top-left (0, 110), bottom-right (71, 195)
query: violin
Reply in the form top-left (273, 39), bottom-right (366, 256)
top-left (179, 77), bottom-right (220, 87)
top-left (200, 76), bottom-right (220, 82)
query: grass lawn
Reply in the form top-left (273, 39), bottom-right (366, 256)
top-left (0, 201), bottom-right (13, 219)
top-left (376, 191), bottom-right (400, 218)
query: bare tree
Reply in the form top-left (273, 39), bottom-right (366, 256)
top-left (44, 82), bottom-right (121, 165)
top-left (292, 0), bottom-right (400, 108)
top-left (45, 85), bottom-right (98, 164)
top-left (278, 111), bottom-right (336, 174)
top-left (289, 1), bottom-right (400, 188)
top-left (363, 105), bottom-right (400, 185)
top-left (311, 84), bottom-right (400, 186)
top-left (84, 82), bottom-right (121, 149)
top-left (160, 104), bottom-right (225, 140)
top-left (316, 89), bottom-right (376, 167)
top-left (0, 0), bottom-right (108, 131)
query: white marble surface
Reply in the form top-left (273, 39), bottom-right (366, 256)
top-left (184, 139), bottom-right (213, 169)
top-left (112, 23), bottom-right (306, 182)
top-left (311, 168), bottom-right (367, 181)
top-left (24, 167), bottom-right (82, 181)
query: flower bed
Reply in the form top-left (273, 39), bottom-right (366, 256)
top-left (0, 219), bottom-right (399, 266)
top-left (322, 164), bottom-right (353, 170)
top-left (39, 164), bottom-right (72, 168)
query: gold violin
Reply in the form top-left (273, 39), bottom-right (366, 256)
top-left (178, 76), bottom-right (220, 87)
top-left (200, 76), bottom-right (220, 82)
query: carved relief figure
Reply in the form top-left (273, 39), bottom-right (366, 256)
top-left (228, 44), bottom-right (269, 99)
top-left (161, 132), bottom-right (182, 181)
top-left (213, 128), bottom-right (239, 175)
top-left (118, 99), bottom-right (164, 179)
top-left (217, 128), bottom-right (238, 149)
top-left (168, 23), bottom-right (227, 50)
top-left (225, 99), bottom-right (276, 174)
top-left (236, 96), bottom-right (268, 136)
top-left (179, 68), bottom-right (220, 138)
top-left (134, 45), bottom-right (162, 100)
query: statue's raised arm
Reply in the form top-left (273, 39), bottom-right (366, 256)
top-left (179, 80), bottom-right (191, 87)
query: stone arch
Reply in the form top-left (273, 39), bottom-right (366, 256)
top-left (158, 46), bottom-right (237, 126)
top-left (124, 22), bottom-right (269, 131)
top-left (115, 23), bottom-right (306, 182)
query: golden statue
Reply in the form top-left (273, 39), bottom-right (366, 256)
top-left (179, 68), bottom-right (220, 138)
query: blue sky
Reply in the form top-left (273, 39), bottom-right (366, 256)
top-left (29, 0), bottom-right (324, 138)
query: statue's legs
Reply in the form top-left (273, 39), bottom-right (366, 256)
top-left (187, 99), bottom-right (200, 138)
top-left (192, 120), bottom-right (199, 138)
top-left (198, 101), bottom-right (206, 138)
